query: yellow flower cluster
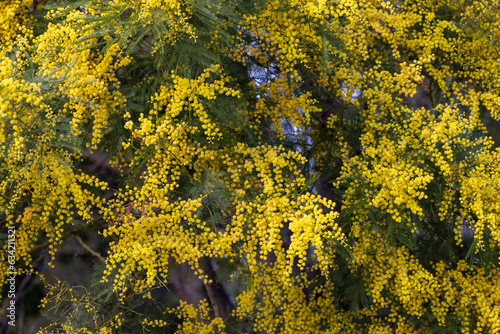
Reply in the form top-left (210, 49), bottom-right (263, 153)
top-left (460, 149), bottom-right (500, 251)
top-left (96, 56), bottom-right (346, 319)
top-left (103, 197), bottom-right (214, 291)
top-left (235, 263), bottom-right (356, 333)
top-left (221, 144), bottom-right (344, 276)
top-left (360, 246), bottom-right (500, 332)
top-left (0, 51), bottom-right (108, 281)
top-left (151, 66), bottom-right (240, 142)
top-left (0, 0), bottom-right (33, 46)
top-left (253, 76), bottom-right (320, 139)
top-left (339, 102), bottom-right (499, 262)
top-left (142, 318), bottom-right (168, 329)
top-left (331, 0), bottom-right (500, 124)
top-left (175, 300), bottom-right (225, 334)
top-left (33, 15), bottom-right (130, 148)
top-left (236, 0), bottom-right (341, 77)
top-left (103, 140), bottom-right (344, 296)
top-left (118, 68), bottom-right (242, 223)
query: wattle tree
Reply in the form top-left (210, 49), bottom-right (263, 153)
top-left (1, 0), bottom-right (500, 332)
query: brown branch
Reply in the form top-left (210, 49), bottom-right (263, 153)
top-left (74, 234), bottom-right (104, 261)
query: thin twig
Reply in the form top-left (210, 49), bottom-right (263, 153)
top-left (74, 234), bottom-right (104, 261)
